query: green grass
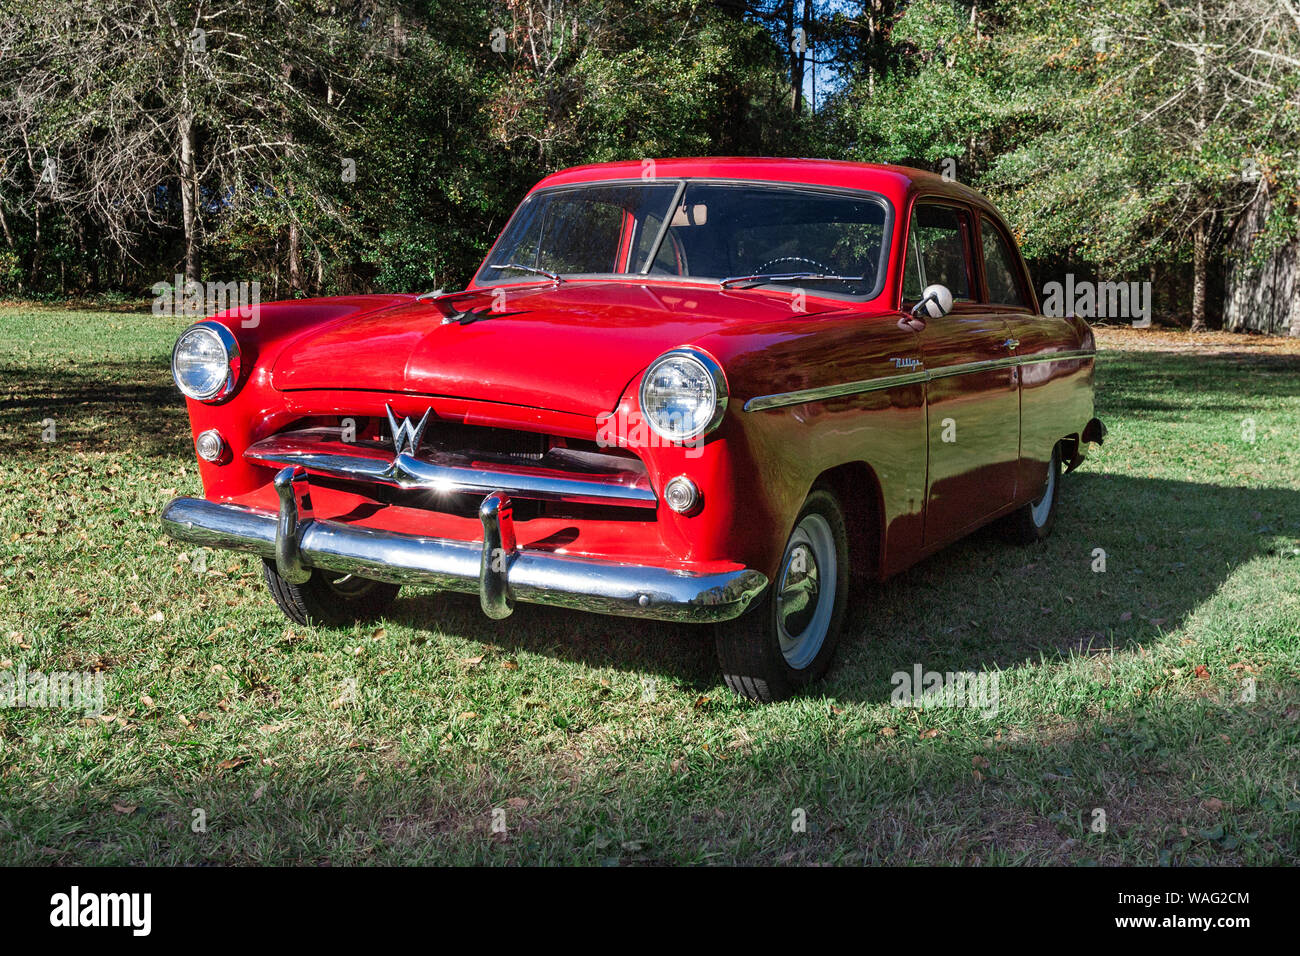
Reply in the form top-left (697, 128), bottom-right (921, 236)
top-left (1, 306), bottom-right (1298, 865)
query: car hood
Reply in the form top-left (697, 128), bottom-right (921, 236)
top-left (271, 281), bottom-right (854, 417)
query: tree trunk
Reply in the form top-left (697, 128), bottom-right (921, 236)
top-left (1190, 220), bottom-right (1208, 331)
top-left (789, 0), bottom-right (810, 115)
top-left (1224, 184), bottom-right (1300, 336)
top-left (784, 1), bottom-right (798, 114)
top-left (28, 204), bottom-right (41, 286)
top-left (280, 62), bottom-right (302, 293)
top-left (288, 219), bottom-right (302, 293)
top-left (178, 110), bottom-right (200, 282)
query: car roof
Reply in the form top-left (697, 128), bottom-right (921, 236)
top-left (532, 157), bottom-right (995, 211)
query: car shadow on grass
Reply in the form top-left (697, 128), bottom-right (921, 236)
top-left (379, 471), bottom-right (1300, 704)
top-left (825, 470), bottom-right (1299, 703)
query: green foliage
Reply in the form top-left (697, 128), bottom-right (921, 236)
top-left (0, 0), bottom-right (1295, 310)
top-left (827, 0), bottom-right (1300, 286)
top-left (0, 0), bottom-right (799, 296)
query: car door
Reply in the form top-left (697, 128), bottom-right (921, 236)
top-left (903, 200), bottom-right (1020, 544)
top-left (976, 211), bottom-right (1070, 502)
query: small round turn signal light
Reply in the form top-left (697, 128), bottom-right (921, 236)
top-left (195, 428), bottom-right (227, 463)
top-left (663, 475), bottom-right (701, 515)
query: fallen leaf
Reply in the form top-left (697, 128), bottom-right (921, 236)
top-left (1194, 665), bottom-right (1211, 679)
top-left (500, 660), bottom-right (519, 671)
top-left (111, 803), bottom-right (137, 815)
top-left (1203, 797), bottom-right (1224, 812)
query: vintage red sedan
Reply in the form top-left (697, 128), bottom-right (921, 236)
top-left (162, 158), bottom-right (1104, 701)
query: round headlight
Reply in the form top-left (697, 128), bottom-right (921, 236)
top-left (172, 322), bottom-right (239, 401)
top-left (639, 348), bottom-right (728, 443)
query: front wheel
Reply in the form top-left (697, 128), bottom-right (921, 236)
top-left (262, 560), bottom-right (400, 626)
top-left (714, 489), bottom-right (850, 702)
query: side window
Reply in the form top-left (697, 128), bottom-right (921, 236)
top-left (902, 204), bottom-right (973, 302)
top-left (981, 220), bottom-right (1029, 307)
top-left (535, 199), bottom-right (624, 274)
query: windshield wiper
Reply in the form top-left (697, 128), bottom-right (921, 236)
top-left (719, 272), bottom-right (861, 289)
top-left (490, 262), bottom-right (564, 284)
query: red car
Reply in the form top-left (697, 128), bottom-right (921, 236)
top-left (163, 158), bottom-right (1104, 701)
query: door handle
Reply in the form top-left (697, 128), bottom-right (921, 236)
top-left (1002, 338), bottom-right (1020, 350)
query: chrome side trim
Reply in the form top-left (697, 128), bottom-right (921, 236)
top-left (1016, 349), bottom-right (1095, 366)
top-left (245, 428), bottom-right (658, 509)
top-left (161, 496), bottom-right (768, 624)
top-left (743, 370), bottom-right (929, 411)
top-left (743, 349), bottom-right (1095, 412)
top-left (924, 356), bottom-right (1018, 381)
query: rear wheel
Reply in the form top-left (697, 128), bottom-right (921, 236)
top-left (262, 560), bottom-right (400, 626)
top-left (714, 489), bottom-right (850, 702)
top-left (1002, 443), bottom-right (1062, 544)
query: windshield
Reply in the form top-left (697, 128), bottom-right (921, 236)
top-left (476, 180), bottom-right (891, 299)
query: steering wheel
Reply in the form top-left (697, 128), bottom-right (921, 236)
top-left (756, 255), bottom-right (833, 275)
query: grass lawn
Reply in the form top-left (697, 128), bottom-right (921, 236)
top-left (1, 306), bottom-right (1298, 865)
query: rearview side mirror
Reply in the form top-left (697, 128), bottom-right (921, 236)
top-left (912, 283), bottom-right (953, 319)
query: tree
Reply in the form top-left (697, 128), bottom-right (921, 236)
top-left (827, 0), bottom-right (1300, 330)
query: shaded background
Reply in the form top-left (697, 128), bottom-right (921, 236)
top-left (1, 0), bottom-right (1297, 332)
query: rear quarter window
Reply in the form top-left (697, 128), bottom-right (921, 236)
top-left (980, 220), bottom-right (1029, 308)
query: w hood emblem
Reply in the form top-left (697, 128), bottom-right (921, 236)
top-left (386, 404), bottom-right (431, 457)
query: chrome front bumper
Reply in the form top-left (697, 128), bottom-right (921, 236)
top-left (161, 467), bottom-right (767, 624)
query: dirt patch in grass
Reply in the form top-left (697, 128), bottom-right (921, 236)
top-left (1095, 324), bottom-right (1300, 355)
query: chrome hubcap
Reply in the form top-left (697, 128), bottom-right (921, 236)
top-left (776, 513), bottom-right (836, 670)
top-left (325, 573), bottom-right (376, 598)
